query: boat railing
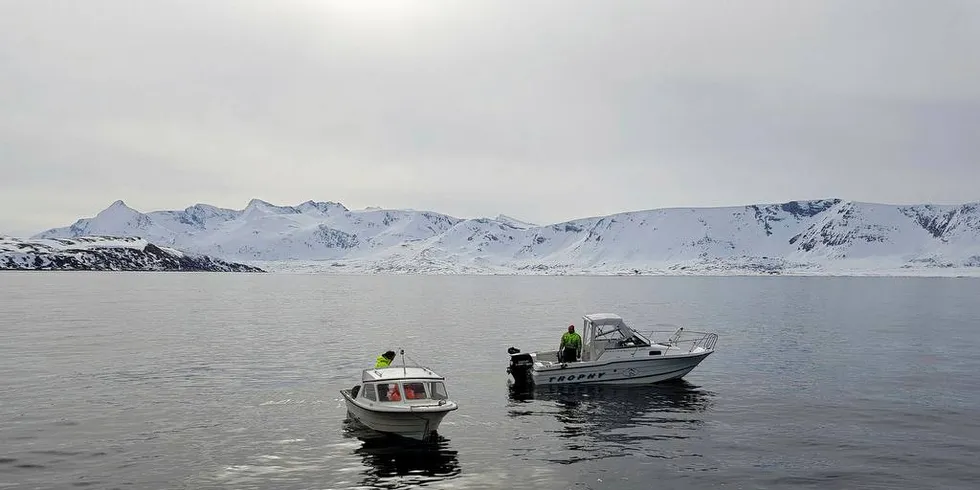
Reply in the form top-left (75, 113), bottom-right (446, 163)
top-left (643, 328), bottom-right (718, 353)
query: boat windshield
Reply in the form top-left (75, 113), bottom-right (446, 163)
top-left (402, 382), bottom-right (427, 400)
top-left (425, 381), bottom-right (449, 400)
top-left (378, 382), bottom-right (402, 402)
top-left (362, 383), bottom-right (377, 401)
top-left (375, 381), bottom-right (449, 401)
top-left (590, 322), bottom-right (650, 347)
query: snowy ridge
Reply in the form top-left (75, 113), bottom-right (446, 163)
top-left (30, 198), bottom-right (980, 276)
top-left (495, 214), bottom-right (538, 230)
top-left (1, 235), bottom-right (263, 272)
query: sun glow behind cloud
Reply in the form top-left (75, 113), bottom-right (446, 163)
top-left (310, 0), bottom-right (457, 28)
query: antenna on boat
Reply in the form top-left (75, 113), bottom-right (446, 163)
top-left (400, 348), bottom-right (406, 376)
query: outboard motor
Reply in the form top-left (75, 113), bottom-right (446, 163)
top-left (506, 347), bottom-right (534, 388)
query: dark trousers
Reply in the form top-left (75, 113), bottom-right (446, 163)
top-left (560, 347), bottom-right (578, 363)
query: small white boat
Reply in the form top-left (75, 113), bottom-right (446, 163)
top-left (507, 313), bottom-right (717, 387)
top-left (341, 352), bottom-right (458, 441)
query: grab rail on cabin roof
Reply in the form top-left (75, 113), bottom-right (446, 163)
top-left (641, 329), bottom-right (718, 353)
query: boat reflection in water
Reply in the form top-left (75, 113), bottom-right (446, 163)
top-left (342, 416), bottom-right (460, 488)
top-left (507, 379), bottom-right (715, 464)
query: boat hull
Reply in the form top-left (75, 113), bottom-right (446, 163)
top-left (341, 389), bottom-right (455, 441)
top-left (511, 351), bottom-right (713, 387)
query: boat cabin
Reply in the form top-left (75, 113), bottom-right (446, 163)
top-left (580, 313), bottom-right (653, 361)
top-left (352, 366), bottom-right (450, 404)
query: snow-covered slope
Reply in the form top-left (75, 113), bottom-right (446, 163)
top-left (31, 198), bottom-right (980, 275)
top-left (1, 236), bottom-right (263, 272)
top-left (495, 214), bottom-right (538, 230)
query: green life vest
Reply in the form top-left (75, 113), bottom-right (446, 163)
top-left (375, 355), bottom-right (392, 368)
top-left (561, 332), bottom-right (582, 350)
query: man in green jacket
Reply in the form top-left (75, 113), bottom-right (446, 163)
top-left (375, 350), bottom-right (396, 368)
top-left (559, 325), bottom-right (582, 363)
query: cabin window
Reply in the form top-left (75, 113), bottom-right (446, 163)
top-left (426, 381), bottom-right (448, 400)
top-left (378, 382), bottom-right (402, 402)
top-left (362, 384), bottom-right (377, 401)
top-left (403, 382), bottom-right (427, 400)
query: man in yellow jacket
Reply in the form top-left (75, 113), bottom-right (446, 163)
top-left (375, 350), bottom-right (396, 368)
top-left (559, 325), bottom-right (582, 363)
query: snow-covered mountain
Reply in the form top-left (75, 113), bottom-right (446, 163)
top-left (495, 214), bottom-right (538, 230)
top-left (30, 198), bottom-right (980, 275)
top-left (1, 236), bottom-right (263, 272)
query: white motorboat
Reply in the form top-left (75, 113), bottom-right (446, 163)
top-left (341, 352), bottom-right (458, 441)
top-left (506, 313), bottom-right (717, 387)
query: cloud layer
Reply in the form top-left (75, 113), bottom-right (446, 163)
top-left (2, 0), bottom-right (978, 235)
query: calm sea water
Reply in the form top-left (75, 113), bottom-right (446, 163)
top-left (1, 273), bottom-right (979, 489)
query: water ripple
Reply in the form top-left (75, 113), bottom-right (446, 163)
top-left (2, 274), bottom-right (979, 489)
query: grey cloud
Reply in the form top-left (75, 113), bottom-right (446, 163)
top-left (1, 0), bottom-right (979, 235)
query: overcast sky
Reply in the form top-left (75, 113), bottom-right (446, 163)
top-left (2, 0), bottom-right (978, 236)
